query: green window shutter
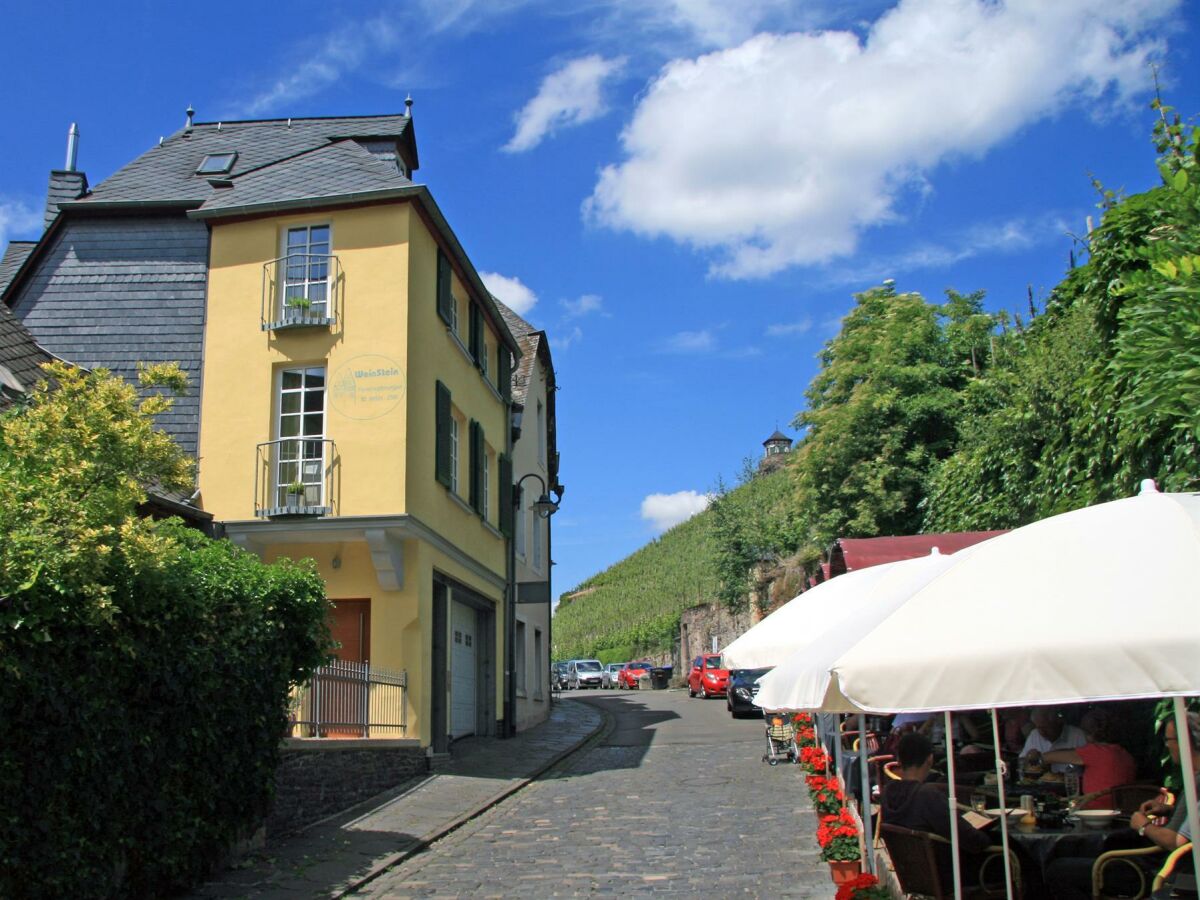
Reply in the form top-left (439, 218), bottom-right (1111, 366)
top-left (498, 454), bottom-right (513, 538)
top-left (469, 420), bottom-right (483, 513)
top-left (498, 345), bottom-right (512, 402)
top-left (436, 250), bottom-right (453, 326)
top-left (435, 381), bottom-right (452, 487)
top-left (470, 304), bottom-right (484, 368)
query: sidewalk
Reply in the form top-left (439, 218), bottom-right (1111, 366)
top-left (191, 698), bottom-right (605, 900)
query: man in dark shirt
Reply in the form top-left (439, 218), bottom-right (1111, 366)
top-left (883, 732), bottom-right (995, 888)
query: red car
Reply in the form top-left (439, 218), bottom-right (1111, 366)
top-left (687, 654), bottom-right (729, 699)
top-left (618, 660), bottom-right (654, 689)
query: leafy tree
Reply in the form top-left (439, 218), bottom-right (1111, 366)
top-left (0, 362), bottom-right (331, 898)
top-left (709, 466), bottom-right (805, 612)
top-left (925, 98), bottom-right (1200, 529)
top-left (792, 284), bottom-right (994, 547)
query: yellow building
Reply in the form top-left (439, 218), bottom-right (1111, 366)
top-left (189, 111), bottom-right (521, 751)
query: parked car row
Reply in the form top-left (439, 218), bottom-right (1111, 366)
top-left (550, 658), bottom-right (671, 690)
top-left (547, 655), bottom-right (768, 716)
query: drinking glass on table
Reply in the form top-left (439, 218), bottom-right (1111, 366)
top-left (971, 790), bottom-right (987, 812)
top-left (1063, 764), bottom-right (1082, 799)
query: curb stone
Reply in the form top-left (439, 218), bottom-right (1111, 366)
top-left (336, 701), bottom-right (611, 898)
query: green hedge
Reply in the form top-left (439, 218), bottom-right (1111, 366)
top-left (0, 523), bottom-right (330, 899)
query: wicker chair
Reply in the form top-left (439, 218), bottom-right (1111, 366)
top-left (1091, 844), bottom-right (1169, 899)
top-left (881, 824), bottom-right (1022, 899)
top-left (1151, 842), bottom-right (1195, 898)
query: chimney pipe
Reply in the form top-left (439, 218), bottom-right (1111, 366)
top-left (185, 105), bottom-right (195, 132)
top-left (65, 123), bottom-right (80, 172)
top-left (405, 95), bottom-right (413, 118)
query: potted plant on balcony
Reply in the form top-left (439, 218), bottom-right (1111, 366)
top-left (284, 296), bottom-right (313, 324)
top-left (284, 480), bottom-right (306, 508)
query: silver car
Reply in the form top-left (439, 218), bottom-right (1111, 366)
top-left (567, 659), bottom-right (604, 689)
top-left (602, 663), bottom-right (625, 689)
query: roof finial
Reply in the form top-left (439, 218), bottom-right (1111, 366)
top-left (404, 95), bottom-right (414, 118)
top-left (185, 105), bottom-right (195, 132)
top-left (1139, 478), bottom-right (1159, 495)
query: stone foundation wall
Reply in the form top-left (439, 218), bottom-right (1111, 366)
top-left (268, 739), bottom-right (427, 836)
top-left (677, 603), bottom-right (752, 671)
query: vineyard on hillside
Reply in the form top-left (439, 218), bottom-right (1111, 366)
top-left (552, 466), bottom-right (798, 662)
top-left (551, 503), bottom-right (719, 661)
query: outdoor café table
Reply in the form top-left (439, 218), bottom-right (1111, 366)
top-left (978, 780), bottom-right (1069, 803)
top-left (1002, 818), bottom-right (1122, 881)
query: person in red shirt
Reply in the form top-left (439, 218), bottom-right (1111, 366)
top-left (1028, 708), bottom-right (1135, 808)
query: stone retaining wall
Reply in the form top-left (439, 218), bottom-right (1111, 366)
top-left (268, 739), bottom-right (427, 836)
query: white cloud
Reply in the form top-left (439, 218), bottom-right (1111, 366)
top-left (235, 15), bottom-right (401, 116)
top-left (553, 325), bottom-right (584, 352)
top-left (561, 293), bottom-right (605, 318)
top-left (820, 212), bottom-right (1071, 286)
top-left (504, 54), bottom-right (626, 153)
top-left (661, 329), bottom-right (716, 353)
top-left (480, 271), bottom-right (538, 315)
top-left (766, 318), bottom-right (813, 338)
top-left (641, 490), bottom-right (711, 532)
top-left (0, 198), bottom-right (42, 251)
top-left (586, 0), bottom-right (1176, 279)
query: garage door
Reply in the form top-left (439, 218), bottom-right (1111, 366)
top-left (450, 601), bottom-right (477, 739)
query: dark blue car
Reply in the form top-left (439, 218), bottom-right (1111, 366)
top-left (726, 667), bottom-right (772, 718)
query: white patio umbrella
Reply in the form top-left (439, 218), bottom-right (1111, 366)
top-left (721, 561), bottom-right (906, 670)
top-left (831, 483), bottom-right (1200, 890)
top-left (751, 549), bottom-right (962, 712)
top-left (747, 550), bottom-right (963, 882)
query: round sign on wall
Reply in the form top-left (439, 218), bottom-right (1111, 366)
top-left (330, 355), bottom-right (406, 420)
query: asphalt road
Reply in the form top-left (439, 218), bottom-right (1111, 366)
top-left (353, 688), bottom-right (831, 897)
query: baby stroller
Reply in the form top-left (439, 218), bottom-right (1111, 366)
top-left (762, 712), bottom-right (797, 765)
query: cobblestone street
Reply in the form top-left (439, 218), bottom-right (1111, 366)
top-left (355, 691), bottom-right (830, 898)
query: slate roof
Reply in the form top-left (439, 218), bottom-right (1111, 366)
top-left (0, 242), bottom-right (36, 295)
top-left (194, 140), bottom-right (414, 216)
top-left (0, 301), bottom-right (55, 409)
top-left (71, 114), bottom-right (416, 207)
top-left (494, 299), bottom-right (541, 406)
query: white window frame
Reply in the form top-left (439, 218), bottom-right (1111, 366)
top-left (515, 619), bottom-right (527, 697)
top-left (533, 628), bottom-right (544, 699)
top-left (276, 365), bottom-right (326, 507)
top-left (449, 414), bottom-right (460, 494)
top-left (536, 400), bottom-right (546, 468)
top-left (515, 500), bottom-right (526, 559)
top-left (531, 512), bottom-right (543, 573)
top-left (483, 449), bottom-right (491, 523)
top-left (280, 224), bottom-right (333, 319)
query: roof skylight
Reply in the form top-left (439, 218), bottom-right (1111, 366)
top-left (196, 152), bottom-right (237, 175)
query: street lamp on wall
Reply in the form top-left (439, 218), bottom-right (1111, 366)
top-left (514, 473), bottom-right (563, 519)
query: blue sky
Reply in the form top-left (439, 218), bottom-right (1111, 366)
top-left (3, 1), bottom-right (1199, 600)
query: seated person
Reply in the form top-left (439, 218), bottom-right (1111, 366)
top-left (1044, 711), bottom-right (1200, 900)
top-left (883, 732), bottom-right (996, 888)
top-left (957, 711), bottom-right (996, 755)
top-left (1021, 707), bottom-right (1087, 773)
top-left (1026, 708), bottom-right (1135, 807)
top-left (999, 707), bottom-right (1033, 754)
top-left (1130, 713), bottom-right (1198, 848)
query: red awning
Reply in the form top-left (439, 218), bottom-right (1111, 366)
top-left (828, 531), bottom-right (1006, 576)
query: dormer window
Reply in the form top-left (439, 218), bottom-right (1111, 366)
top-left (196, 152), bottom-right (237, 175)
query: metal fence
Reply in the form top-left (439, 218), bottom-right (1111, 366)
top-left (288, 659), bottom-right (407, 738)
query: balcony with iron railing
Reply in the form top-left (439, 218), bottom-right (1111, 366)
top-left (255, 437), bottom-right (338, 518)
top-left (262, 253), bottom-right (341, 332)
